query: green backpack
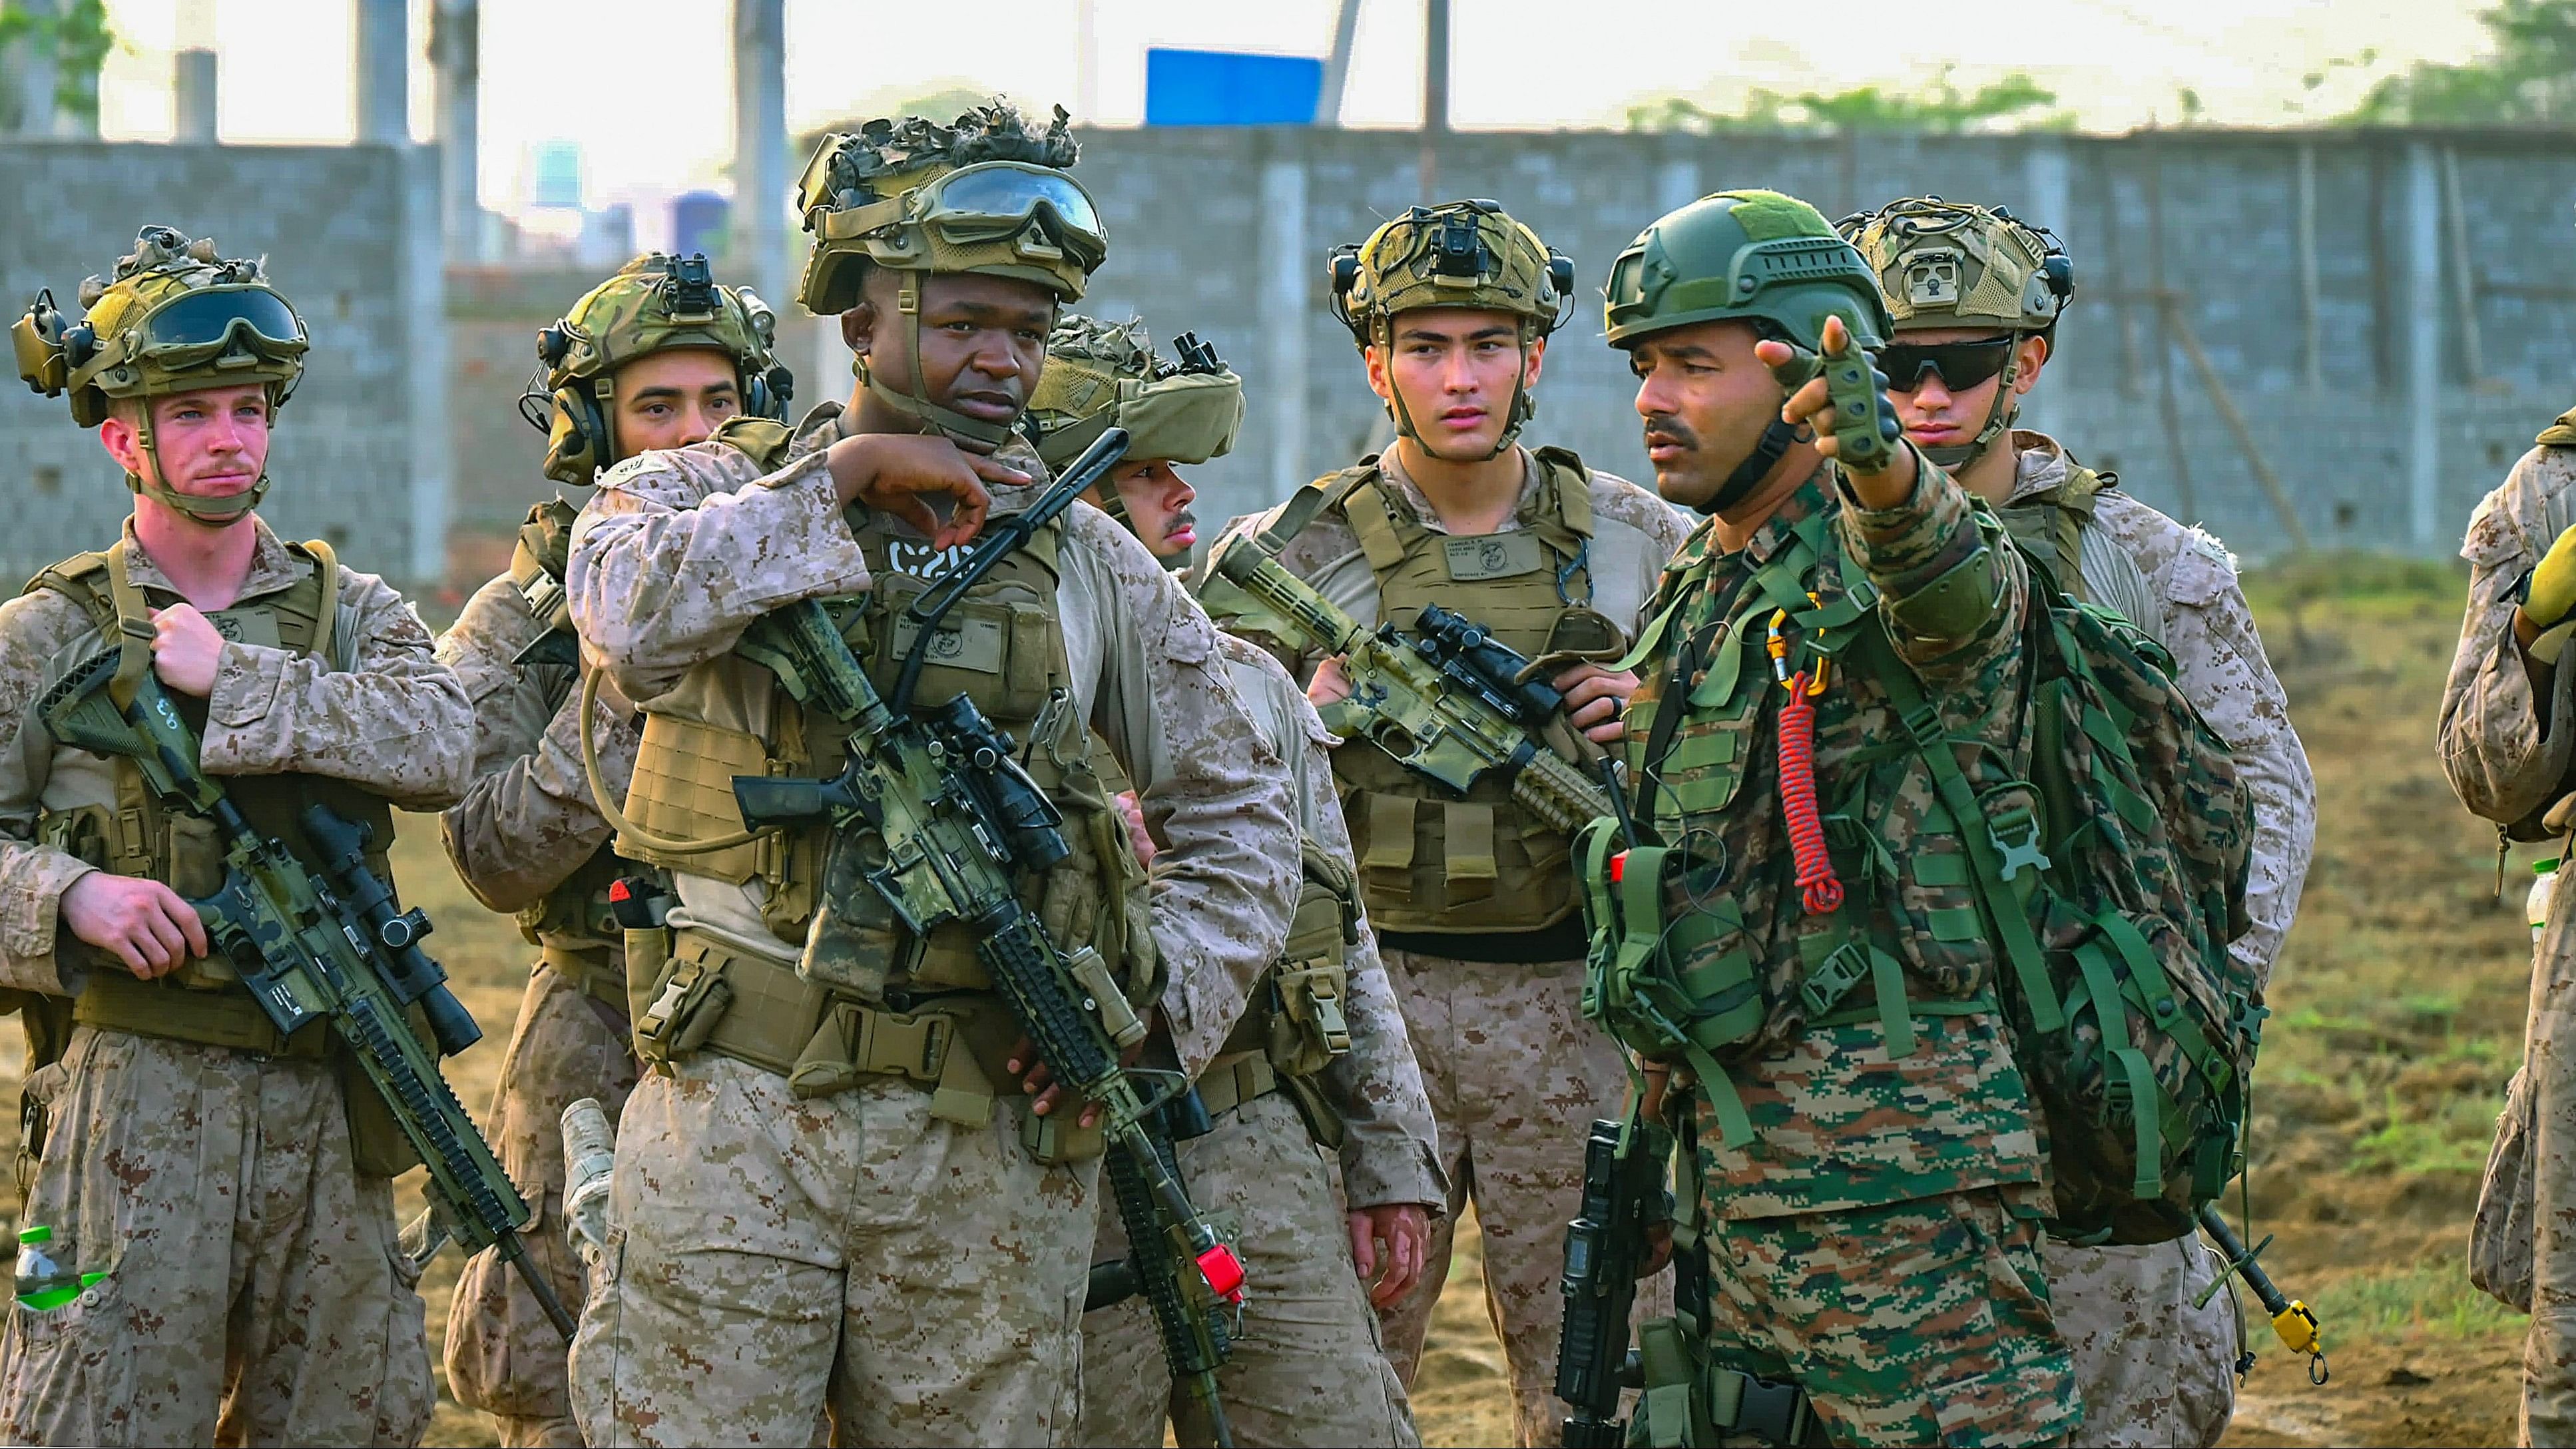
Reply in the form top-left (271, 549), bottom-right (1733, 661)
top-left (1584, 513), bottom-right (2258, 1245)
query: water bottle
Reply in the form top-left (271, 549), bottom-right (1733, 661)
top-left (2531, 858), bottom-right (2561, 947)
top-left (559, 1097), bottom-right (617, 1266)
top-left (14, 1226), bottom-right (103, 1312)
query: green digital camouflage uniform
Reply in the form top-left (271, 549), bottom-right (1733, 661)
top-left (1596, 190), bottom-right (2077, 1448)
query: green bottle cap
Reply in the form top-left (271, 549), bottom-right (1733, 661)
top-left (2540, 858), bottom-right (2561, 875)
top-left (17, 1225), bottom-right (51, 1247)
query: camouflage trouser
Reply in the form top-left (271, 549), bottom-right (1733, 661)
top-left (0, 1025), bottom-right (435, 1447)
top-left (1372, 948), bottom-right (1663, 1449)
top-left (1075, 1089), bottom-right (1421, 1448)
top-left (1702, 1182), bottom-right (2080, 1448)
top-left (567, 1052), bottom-right (1100, 1447)
top-left (2039, 1234), bottom-right (2239, 1448)
top-left (445, 960), bottom-right (639, 1447)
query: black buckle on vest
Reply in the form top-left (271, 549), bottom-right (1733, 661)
top-left (1711, 1367), bottom-right (1823, 1447)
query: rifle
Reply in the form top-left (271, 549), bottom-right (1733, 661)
top-left (1556, 1114), bottom-right (1673, 1448)
top-left (36, 653), bottom-right (577, 1340)
top-left (1208, 536), bottom-right (1615, 834)
top-left (726, 428), bottom-right (1249, 1446)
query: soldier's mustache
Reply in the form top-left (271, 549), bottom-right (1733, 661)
top-left (1641, 414), bottom-right (1698, 451)
top-left (1167, 508), bottom-right (1198, 532)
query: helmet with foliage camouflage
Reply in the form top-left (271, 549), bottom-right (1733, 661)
top-left (1837, 196), bottom-right (2073, 467)
top-left (1605, 190), bottom-right (1890, 511)
top-left (11, 225), bottom-right (310, 524)
top-left (1025, 316), bottom-right (1242, 471)
top-left (794, 99), bottom-right (1102, 449)
top-left (1328, 200), bottom-right (1571, 457)
top-left (525, 251), bottom-right (794, 483)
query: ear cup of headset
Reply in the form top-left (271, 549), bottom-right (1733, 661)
top-left (541, 384), bottom-right (609, 482)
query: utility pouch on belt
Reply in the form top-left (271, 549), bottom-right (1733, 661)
top-left (632, 939), bottom-right (734, 1065)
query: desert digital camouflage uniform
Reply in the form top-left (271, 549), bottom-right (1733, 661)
top-left (1202, 448), bottom-right (1688, 1445)
top-left (435, 539), bottom-right (643, 1448)
top-left (0, 226), bottom-right (471, 1448)
top-left (438, 250), bottom-right (790, 1448)
top-left (561, 400), bottom-right (1298, 1446)
top-left (2005, 428), bottom-right (2316, 1447)
top-left (1077, 632), bottom-right (1439, 1449)
top-left (2438, 412), bottom-right (2576, 1448)
top-left (0, 521), bottom-right (471, 1447)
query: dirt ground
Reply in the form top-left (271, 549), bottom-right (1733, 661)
top-left (0, 553), bottom-right (2539, 1447)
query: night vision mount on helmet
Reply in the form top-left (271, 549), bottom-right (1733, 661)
top-left (795, 100), bottom-right (1105, 451)
top-left (516, 251), bottom-right (794, 483)
top-left (1327, 199), bottom-right (1575, 459)
top-left (1838, 196), bottom-right (2073, 469)
top-left (1603, 189), bottom-right (1893, 512)
top-left (12, 225), bottom-right (310, 525)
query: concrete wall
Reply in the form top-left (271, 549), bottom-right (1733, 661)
top-left (1063, 126), bottom-right (2576, 560)
top-left (13, 127), bottom-right (2571, 587)
top-left (0, 139), bottom-right (443, 586)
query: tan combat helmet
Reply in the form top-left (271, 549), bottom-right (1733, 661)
top-left (1025, 314), bottom-right (1241, 472)
top-left (1327, 199), bottom-right (1574, 458)
top-left (795, 99), bottom-right (1105, 449)
top-left (1838, 196), bottom-right (2073, 469)
top-left (524, 252), bottom-right (794, 483)
top-left (11, 225), bottom-right (310, 525)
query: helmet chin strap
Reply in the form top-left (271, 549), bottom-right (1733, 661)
top-left (858, 273), bottom-right (1017, 453)
top-left (126, 412), bottom-right (264, 526)
top-left (1696, 418), bottom-right (1802, 517)
top-left (1918, 344), bottom-right (2021, 471)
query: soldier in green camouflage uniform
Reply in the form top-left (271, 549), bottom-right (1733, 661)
top-left (436, 252), bottom-right (793, 1448)
top-left (1597, 190), bottom-right (2079, 1447)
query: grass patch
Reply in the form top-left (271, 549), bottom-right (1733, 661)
top-left (2324, 1260), bottom-right (2527, 1339)
top-left (2348, 1087), bottom-right (2497, 1177)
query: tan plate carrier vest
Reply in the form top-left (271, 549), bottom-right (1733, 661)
top-left (22, 539), bottom-right (425, 1175)
top-left (505, 497), bottom-right (631, 1013)
top-left (1282, 447), bottom-right (1627, 936)
top-left (611, 469), bottom-right (1155, 1162)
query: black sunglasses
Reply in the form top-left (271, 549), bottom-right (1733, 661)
top-left (1876, 335), bottom-right (2016, 394)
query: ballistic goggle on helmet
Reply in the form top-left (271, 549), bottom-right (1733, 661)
top-left (524, 251), bottom-right (795, 483)
top-left (14, 224), bottom-right (307, 430)
top-left (1025, 315), bottom-right (1242, 475)
top-left (13, 225), bottom-right (309, 523)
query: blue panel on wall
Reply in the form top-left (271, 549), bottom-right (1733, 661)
top-left (1145, 49), bottom-right (1325, 127)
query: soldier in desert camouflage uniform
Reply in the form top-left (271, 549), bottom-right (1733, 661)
top-left (2441, 404), bottom-right (2576, 1448)
top-left (1025, 316), bottom-right (1440, 1448)
top-left (1844, 196), bottom-right (2317, 1447)
top-left (0, 226), bottom-right (473, 1446)
top-left (561, 101), bottom-right (1298, 1447)
top-left (1598, 190), bottom-right (2079, 1448)
top-left (1194, 200), bottom-right (1689, 1449)
top-left (436, 252), bottom-right (794, 1448)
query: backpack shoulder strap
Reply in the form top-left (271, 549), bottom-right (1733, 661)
top-left (285, 538), bottom-right (344, 669)
top-left (1531, 446), bottom-right (1596, 541)
top-left (1251, 459), bottom-right (1380, 559)
top-left (510, 496), bottom-right (578, 633)
top-left (2539, 406), bottom-right (2576, 448)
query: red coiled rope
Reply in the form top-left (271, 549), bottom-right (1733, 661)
top-left (1777, 673), bottom-right (1844, 914)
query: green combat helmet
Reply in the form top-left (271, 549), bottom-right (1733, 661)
top-left (795, 99), bottom-right (1105, 449)
top-left (11, 225), bottom-right (310, 525)
top-left (1838, 196), bottom-right (2073, 469)
top-left (1603, 188), bottom-right (1892, 510)
top-left (1023, 314), bottom-right (1243, 517)
top-left (521, 250), bottom-right (794, 483)
top-left (1326, 199), bottom-right (1574, 458)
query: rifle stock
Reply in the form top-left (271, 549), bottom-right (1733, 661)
top-left (35, 652), bottom-right (575, 1341)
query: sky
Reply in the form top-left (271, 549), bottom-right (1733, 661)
top-left (90, 0), bottom-right (2498, 218)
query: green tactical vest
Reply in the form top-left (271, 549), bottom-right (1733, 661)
top-left (1267, 448), bottom-right (1626, 937)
